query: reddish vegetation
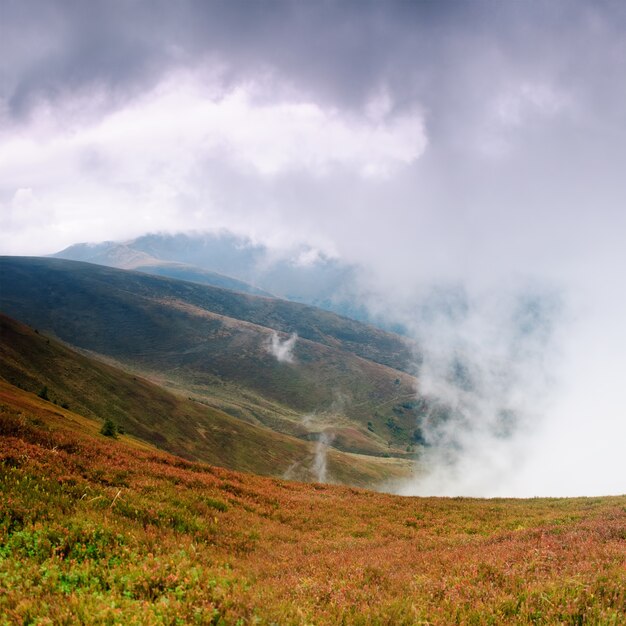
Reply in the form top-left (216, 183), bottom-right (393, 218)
top-left (1, 382), bottom-right (625, 624)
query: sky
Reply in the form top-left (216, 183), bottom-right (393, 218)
top-left (1, 0), bottom-right (625, 496)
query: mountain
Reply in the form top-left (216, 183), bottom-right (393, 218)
top-left (2, 377), bottom-right (624, 624)
top-left (53, 232), bottom-right (398, 329)
top-left (0, 256), bottom-right (424, 460)
top-left (52, 240), bottom-right (273, 297)
top-left (0, 313), bottom-right (412, 486)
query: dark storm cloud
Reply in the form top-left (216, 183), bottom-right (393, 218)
top-left (4, 0), bottom-right (624, 126)
top-left (1, 0), bottom-right (175, 117)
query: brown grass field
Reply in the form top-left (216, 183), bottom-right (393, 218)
top-left (0, 381), bottom-right (624, 625)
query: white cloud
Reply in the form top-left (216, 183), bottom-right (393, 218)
top-left (0, 71), bottom-right (426, 255)
top-left (267, 331), bottom-right (297, 364)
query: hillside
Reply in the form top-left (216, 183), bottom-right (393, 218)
top-left (2, 256), bottom-right (414, 371)
top-left (1, 382), bottom-right (624, 624)
top-left (0, 314), bottom-right (412, 487)
top-left (0, 256), bottom-right (423, 457)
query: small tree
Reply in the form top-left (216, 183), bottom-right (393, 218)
top-left (37, 386), bottom-right (49, 401)
top-left (100, 418), bottom-right (117, 438)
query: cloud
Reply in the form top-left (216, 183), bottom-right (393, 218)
top-left (312, 431), bottom-right (335, 484)
top-left (0, 71), bottom-right (426, 255)
top-left (394, 282), bottom-right (565, 497)
top-left (267, 332), bottom-right (298, 364)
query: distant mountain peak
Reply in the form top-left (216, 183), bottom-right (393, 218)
top-left (52, 231), bottom-right (395, 330)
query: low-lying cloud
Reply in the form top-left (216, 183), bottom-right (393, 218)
top-left (391, 283), bottom-right (564, 497)
top-left (267, 331), bottom-right (298, 364)
top-left (312, 431), bottom-right (334, 484)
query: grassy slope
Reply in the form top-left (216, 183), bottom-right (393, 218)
top-left (0, 256), bottom-right (423, 454)
top-left (0, 256), bottom-right (415, 371)
top-left (0, 315), bottom-right (412, 487)
top-left (1, 384), bottom-right (624, 625)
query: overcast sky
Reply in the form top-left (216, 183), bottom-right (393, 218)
top-left (1, 0), bottom-right (625, 495)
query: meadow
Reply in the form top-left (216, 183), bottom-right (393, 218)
top-left (1, 382), bottom-right (624, 625)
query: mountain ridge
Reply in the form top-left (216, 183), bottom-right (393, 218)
top-left (52, 240), bottom-right (274, 297)
top-left (52, 232), bottom-right (400, 331)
